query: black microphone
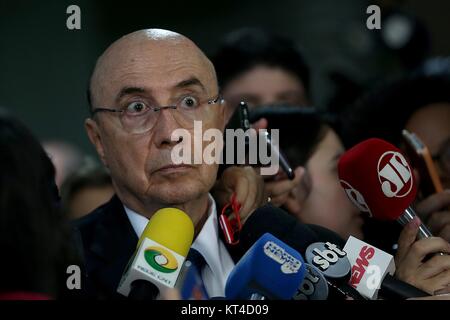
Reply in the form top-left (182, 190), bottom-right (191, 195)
top-left (128, 280), bottom-right (159, 301)
top-left (381, 275), bottom-right (429, 300)
top-left (238, 205), bottom-right (364, 300)
top-left (237, 204), bottom-right (344, 257)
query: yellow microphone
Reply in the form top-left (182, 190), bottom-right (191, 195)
top-left (117, 208), bottom-right (194, 299)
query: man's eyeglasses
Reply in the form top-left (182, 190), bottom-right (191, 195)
top-left (91, 93), bottom-right (224, 134)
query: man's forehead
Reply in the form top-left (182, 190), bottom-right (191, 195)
top-left (101, 39), bottom-right (206, 76)
top-left (103, 29), bottom-right (189, 55)
top-left (90, 29), bottom-right (217, 103)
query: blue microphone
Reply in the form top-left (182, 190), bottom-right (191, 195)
top-left (225, 233), bottom-right (306, 300)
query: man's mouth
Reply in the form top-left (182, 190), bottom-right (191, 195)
top-left (154, 164), bottom-right (194, 174)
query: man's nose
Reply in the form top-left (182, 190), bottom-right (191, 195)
top-left (151, 108), bottom-right (183, 148)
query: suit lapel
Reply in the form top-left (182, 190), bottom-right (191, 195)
top-left (87, 195), bottom-right (138, 298)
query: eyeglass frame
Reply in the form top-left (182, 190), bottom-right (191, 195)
top-left (89, 93), bottom-right (224, 133)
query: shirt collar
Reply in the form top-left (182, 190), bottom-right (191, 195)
top-left (123, 194), bottom-right (223, 273)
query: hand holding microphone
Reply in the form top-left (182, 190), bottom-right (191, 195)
top-left (263, 167), bottom-right (305, 208)
top-left (213, 164), bottom-right (304, 247)
top-left (395, 217), bottom-right (450, 295)
top-left (251, 111), bottom-right (304, 207)
top-left (337, 138), bottom-right (450, 295)
top-left (213, 165), bottom-right (266, 225)
top-left (415, 190), bottom-right (450, 242)
top-left (344, 234), bottom-right (429, 299)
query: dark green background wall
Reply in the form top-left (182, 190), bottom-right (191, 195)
top-left (1, 0), bottom-right (449, 156)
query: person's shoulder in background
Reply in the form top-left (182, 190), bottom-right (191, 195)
top-left (63, 196), bottom-right (118, 300)
top-left (66, 195), bottom-right (137, 300)
top-left (72, 195), bottom-right (116, 242)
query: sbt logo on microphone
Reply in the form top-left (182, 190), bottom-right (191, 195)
top-left (305, 242), bottom-right (351, 279)
top-left (263, 241), bottom-right (302, 274)
top-left (309, 242), bottom-right (347, 271)
top-left (340, 180), bottom-right (372, 216)
top-left (377, 151), bottom-right (413, 198)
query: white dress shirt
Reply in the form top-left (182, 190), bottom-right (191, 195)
top-left (124, 194), bottom-right (235, 297)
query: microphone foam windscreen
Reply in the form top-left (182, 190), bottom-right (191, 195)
top-left (338, 138), bottom-right (417, 221)
top-left (225, 233), bottom-right (306, 300)
top-left (141, 208), bottom-right (194, 257)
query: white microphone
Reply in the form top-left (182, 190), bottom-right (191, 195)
top-left (344, 236), bottom-right (428, 299)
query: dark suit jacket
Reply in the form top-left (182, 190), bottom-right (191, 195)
top-left (72, 195), bottom-right (138, 299)
top-left (70, 195), bottom-right (344, 300)
top-left (71, 194), bottom-right (242, 299)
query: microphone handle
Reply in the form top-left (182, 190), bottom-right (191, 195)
top-left (128, 280), bottom-right (159, 300)
top-left (398, 207), bottom-right (433, 239)
top-left (398, 207), bottom-right (444, 256)
top-left (326, 279), bottom-right (366, 300)
top-left (264, 131), bottom-right (295, 180)
top-left (380, 274), bottom-right (429, 300)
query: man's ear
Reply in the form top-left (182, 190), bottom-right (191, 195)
top-left (85, 118), bottom-right (108, 167)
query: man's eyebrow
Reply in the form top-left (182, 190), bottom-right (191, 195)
top-left (114, 78), bottom-right (206, 102)
top-left (174, 77), bottom-right (206, 92)
top-left (115, 87), bottom-right (147, 102)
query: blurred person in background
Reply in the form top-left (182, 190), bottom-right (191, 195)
top-left (251, 107), bottom-right (450, 295)
top-left (61, 162), bottom-right (114, 220)
top-left (0, 109), bottom-right (76, 300)
top-left (343, 59), bottom-right (450, 241)
top-left (43, 140), bottom-right (85, 189)
top-left (212, 28), bottom-right (311, 121)
top-left (212, 28), bottom-right (311, 209)
top-left (251, 107), bottom-right (364, 240)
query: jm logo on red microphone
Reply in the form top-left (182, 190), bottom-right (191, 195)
top-left (377, 151), bottom-right (413, 198)
top-left (340, 180), bottom-right (372, 216)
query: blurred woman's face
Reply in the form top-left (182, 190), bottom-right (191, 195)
top-left (295, 129), bottom-right (364, 240)
top-left (405, 103), bottom-right (450, 189)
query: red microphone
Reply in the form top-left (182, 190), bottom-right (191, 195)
top-left (338, 138), bottom-right (433, 239)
